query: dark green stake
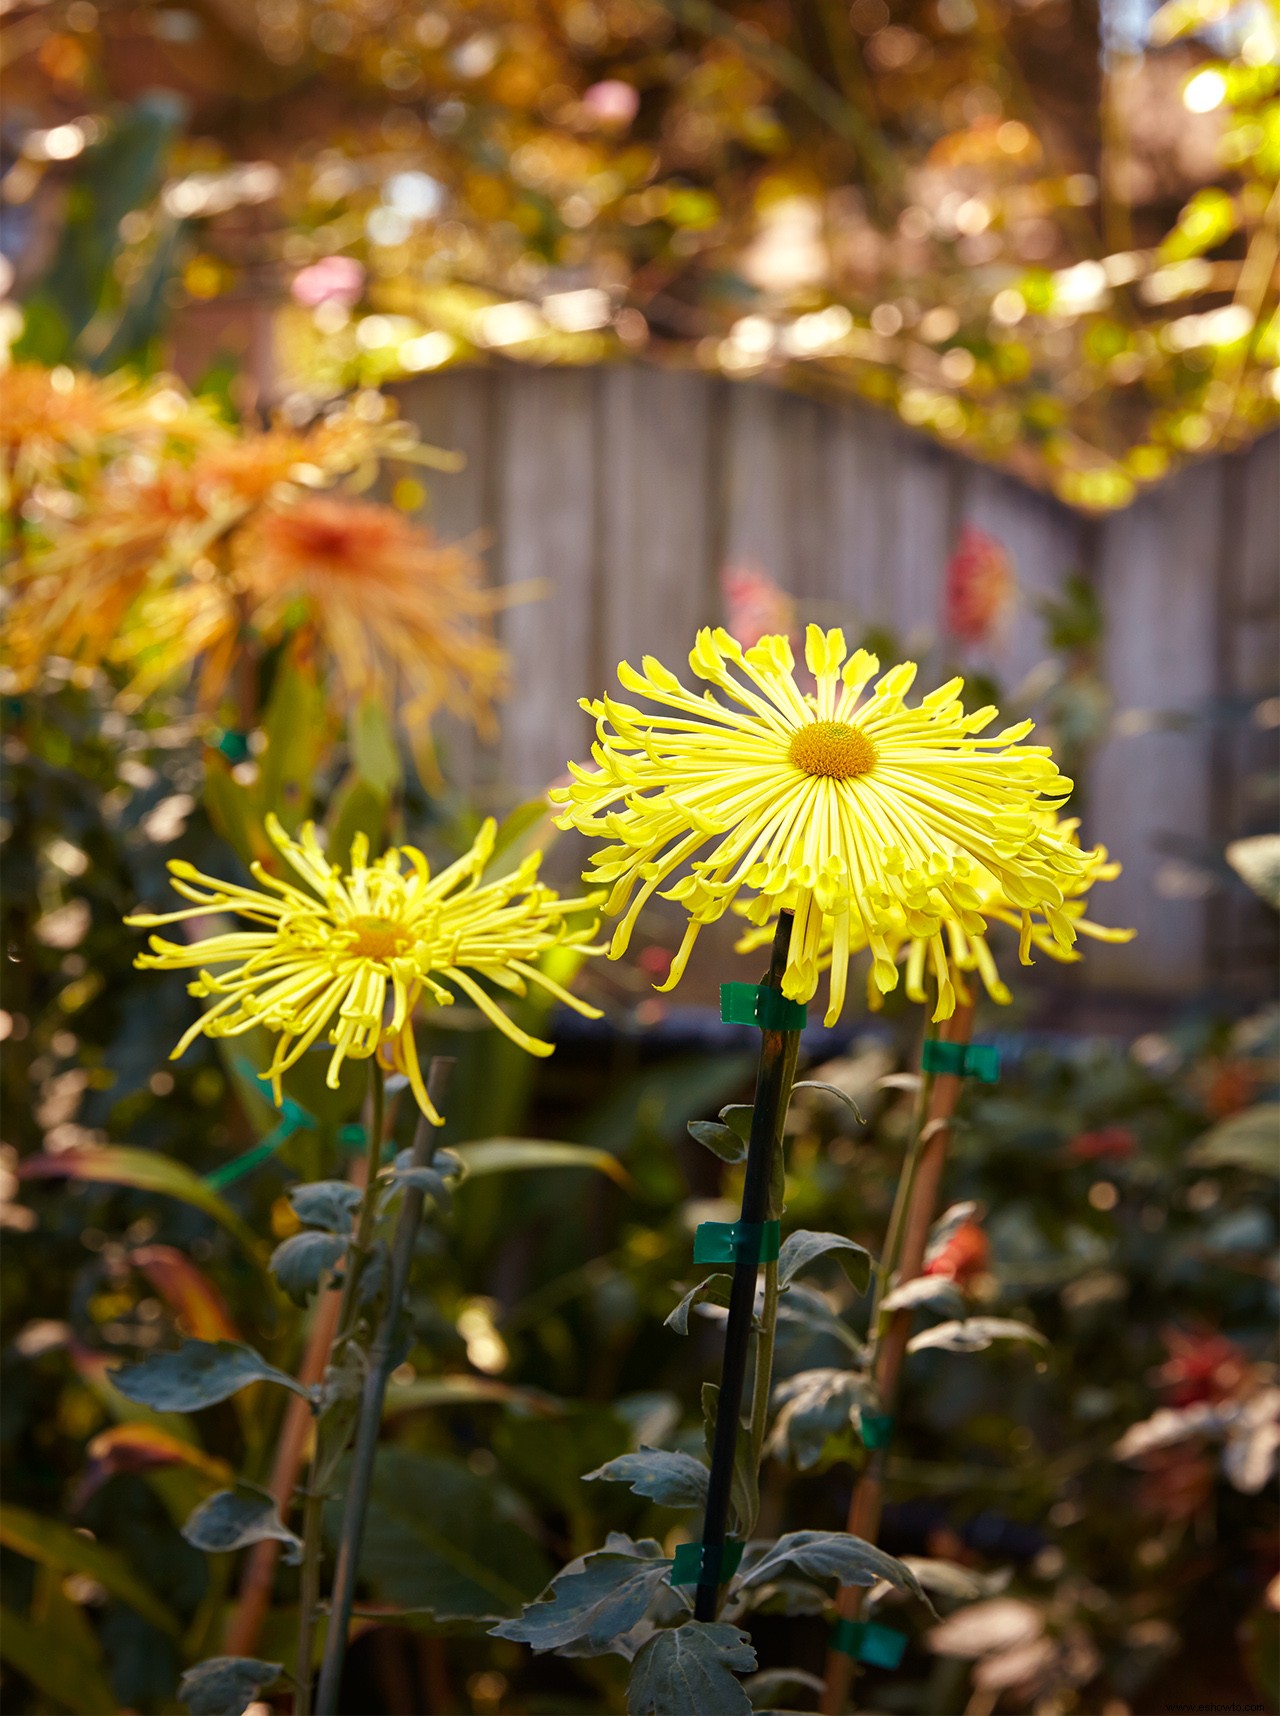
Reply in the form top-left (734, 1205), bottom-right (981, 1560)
top-left (694, 911), bottom-right (803, 1622)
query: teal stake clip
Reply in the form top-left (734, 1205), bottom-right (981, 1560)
top-left (205, 1070), bottom-right (366, 1189)
top-left (831, 1619), bottom-right (908, 1669)
top-left (213, 728), bottom-right (252, 765)
top-left (671, 1539), bottom-right (744, 1587)
top-left (720, 982), bottom-right (807, 1032)
top-left (921, 1039), bottom-right (1000, 1083)
top-left (694, 1218), bottom-right (781, 1265)
top-left (858, 1410), bottom-right (894, 1450)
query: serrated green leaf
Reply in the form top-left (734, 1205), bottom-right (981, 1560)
top-left (627, 1621), bottom-right (756, 1715)
top-left (737, 1530), bottom-right (931, 1610)
top-left (177, 1656), bottom-right (282, 1716)
top-left (492, 1532), bottom-right (672, 1654)
top-left (288, 1180), bottom-right (363, 1233)
top-left (585, 1448), bottom-right (710, 1509)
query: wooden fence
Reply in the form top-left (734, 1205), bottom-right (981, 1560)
top-left (402, 364), bottom-right (1279, 999)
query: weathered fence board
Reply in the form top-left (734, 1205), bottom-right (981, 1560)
top-left (401, 364), bottom-right (1278, 997)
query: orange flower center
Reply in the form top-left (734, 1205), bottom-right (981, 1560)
top-left (788, 721), bottom-right (877, 780)
top-left (348, 915), bottom-right (414, 962)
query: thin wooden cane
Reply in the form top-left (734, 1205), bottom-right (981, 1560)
top-left (820, 1002), bottom-right (975, 1716)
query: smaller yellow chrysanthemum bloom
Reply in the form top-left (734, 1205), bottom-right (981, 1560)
top-left (127, 817), bottom-right (602, 1123)
top-left (552, 625), bottom-right (1094, 1026)
top-left (736, 818), bottom-right (1134, 1021)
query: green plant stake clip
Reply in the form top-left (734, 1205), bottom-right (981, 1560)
top-left (693, 1218), bottom-right (782, 1265)
top-left (206, 1075), bottom-right (367, 1189)
top-left (720, 982), bottom-right (807, 1032)
top-left (858, 1410), bottom-right (894, 1449)
top-left (831, 1618), bottom-right (908, 1669)
top-left (671, 1539), bottom-right (744, 1586)
top-left (920, 1039), bottom-right (1000, 1082)
top-left (213, 728), bottom-right (252, 765)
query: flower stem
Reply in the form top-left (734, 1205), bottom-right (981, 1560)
top-left (694, 911), bottom-right (801, 1622)
top-left (820, 1002), bottom-right (974, 1716)
top-left (293, 1485), bottom-right (326, 1716)
top-left (315, 1057), bottom-right (453, 1716)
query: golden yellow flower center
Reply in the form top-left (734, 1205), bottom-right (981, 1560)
top-left (347, 915), bottom-right (414, 962)
top-left (788, 721), bottom-right (877, 780)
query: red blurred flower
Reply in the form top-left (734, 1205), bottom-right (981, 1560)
top-left (1204, 1059), bottom-right (1257, 1120)
top-left (720, 563), bottom-right (796, 651)
top-left (1156, 1326), bottom-right (1251, 1407)
top-left (944, 525), bottom-right (1015, 646)
top-left (1067, 1124), bottom-right (1137, 1162)
top-left (924, 1220), bottom-right (990, 1285)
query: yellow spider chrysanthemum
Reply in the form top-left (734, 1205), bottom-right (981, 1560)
top-left (736, 817), bottom-right (1134, 1021)
top-left (552, 625), bottom-right (1094, 1026)
top-left (127, 817), bottom-right (602, 1123)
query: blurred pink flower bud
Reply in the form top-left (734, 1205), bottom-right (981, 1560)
top-left (291, 255), bottom-right (366, 309)
top-left (581, 80), bottom-right (639, 128)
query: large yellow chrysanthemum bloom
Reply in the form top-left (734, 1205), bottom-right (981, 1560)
top-left (736, 817), bottom-right (1134, 1021)
top-left (552, 625), bottom-right (1092, 1026)
top-left (127, 817), bottom-right (602, 1123)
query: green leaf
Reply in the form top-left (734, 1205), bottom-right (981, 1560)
top-left (111, 1340), bottom-right (313, 1412)
top-left (19, 1146), bottom-right (263, 1255)
top-left (384, 1375), bottom-right (562, 1417)
top-left (586, 1448), bottom-right (711, 1510)
top-left (453, 1138), bottom-right (633, 1188)
top-left (288, 1180), bottom-right (363, 1233)
top-left (744, 1667), bottom-right (825, 1710)
top-left (182, 1486), bottom-right (303, 1563)
top-left (389, 1149), bottom-right (458, 1212)
top-left (177, 1656), bottom-right (283, 1716)
top-left (0, 1603), bottom-right (116, 1715)
top-left (906, 1318), bottom-right (1048, 1355)
top-left (1188, 1105), bottom-right (1280, 1175)
top-left (350, 697), bottom-right (403, 800)
top-left (793, 1081), bottom-right (866, 1124)
top-left (255, 657), bottom-right (327, 828)
top-left (334, 1448), bottom-right (552, 1624)
top-left (719, 1104), bottom-right (754, 1143)
top-left (486, 797), bottom-right (559, 873)
top-left (767, 1369), bottom-right (878, 1471)
top-left (737, 1531), bottom-right (931, 1610)
top-left (778, 1230), bottom-right (872, 1292)
top-left (665, 1273), bottom-right (735, 1337)
top-left (270, 1231), bottom-right (347, 1305)
top-left (492, 1533), bottom-right (673, 1654)
top-left (325, 774), bottom-right (390, 872)
top-left (775, 1284), bottom-right (864, 1356)
top-left (687, 1120), bottom-right (747, 1163)
top-left (627, 1621), bottom-right (756, 1715)
top-left (880, 1276), bottom-right (966, 1316)
top-left (202, 757), bottom-right (270, 874)
top-left (0, 1506), bottom-right (180, 1637)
